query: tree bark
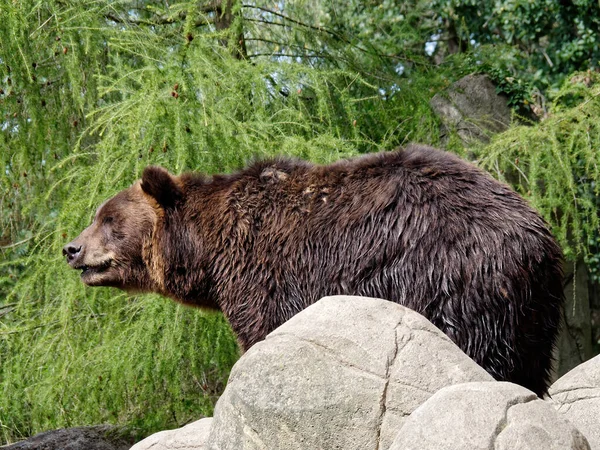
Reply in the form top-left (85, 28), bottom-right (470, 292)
top-left (211, 0), bottom-right (247, 59)
top-left (552, 259), bottom-right (593, 381)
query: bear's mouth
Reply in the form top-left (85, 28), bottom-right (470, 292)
top-left (76, 259), bottom-right (112, 277)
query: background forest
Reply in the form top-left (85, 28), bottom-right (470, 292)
top-left (1, 0), bottom-right (599, 444)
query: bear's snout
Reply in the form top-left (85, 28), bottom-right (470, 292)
top-left (63, 242), bottom-right (83, 266)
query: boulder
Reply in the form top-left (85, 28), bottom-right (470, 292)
top-left (130, 418), bottom-right (212, 450)
top-left (389, 382), bottom-right (590, 450)
top-left (206, 295), bottom-right (492, 450)
top-left (0, 425), bottom-right (131, 450)
top-left (430, 73), bottom-right (511, 144)
top-left (550, 354), bottom-right (600, 449)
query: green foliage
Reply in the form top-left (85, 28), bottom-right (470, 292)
top-left (241, 0), bottom-right (446, 149)
top-left (434, 0), bottom-right (600, 90)
top-left (0, 0), bottom-right (450, 444)
top-left (475, 72), bottom-right (600, 262)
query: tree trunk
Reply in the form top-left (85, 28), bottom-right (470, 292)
top-left (212, 0), bottom-right (247, 59)
top-left (553, 259), bottom-right (593, 381)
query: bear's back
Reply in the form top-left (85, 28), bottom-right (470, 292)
top-left (180, 145), bottom-right (563, 396)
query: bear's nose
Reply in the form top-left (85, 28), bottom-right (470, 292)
top-left (63, 243), bottom-right (82, 262)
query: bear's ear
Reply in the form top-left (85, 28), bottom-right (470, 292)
top-left (141, 166), bottom-right (183, 209)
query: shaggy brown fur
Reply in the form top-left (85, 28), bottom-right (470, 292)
top-left (64, 145), bottom-right (564, 396)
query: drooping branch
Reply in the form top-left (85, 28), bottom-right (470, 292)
top-left (104, 5), bottom-right (216, 28)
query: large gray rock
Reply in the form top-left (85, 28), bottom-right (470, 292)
top-left (430, 73), bottom-right (511, 144)
top-left (130, 418), bottom-right (212, 450)
top-left (0, 426), bottom-right (131, 450)
top-left (207, 295), bottom-right (492, 450)
top-left (389, 382), bottom-right (590, 450)
top-left (550, 354), bottom-right (600, 449)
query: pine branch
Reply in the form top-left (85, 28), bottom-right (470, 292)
top-left (104, 10), bottom-right (215, 28)
top-left (247, 52), bottom-right (334, 60)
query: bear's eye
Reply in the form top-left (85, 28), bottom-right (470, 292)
top-left (102, 216), bottom-right (114, 225)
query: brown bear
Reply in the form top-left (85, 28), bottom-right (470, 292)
top-left (63, 145), bottom-right (564, 396)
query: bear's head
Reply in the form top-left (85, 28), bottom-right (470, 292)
top-left (63, 166), bottom-right (183, 291)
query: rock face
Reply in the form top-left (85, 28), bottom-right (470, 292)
top-left (129, 418), bottom-right (212, 450)
top-left (550, 354), bottom-right (600, 449)
top-left (554, 259), bottom-right (594, 379)
top-left (206, 295), bottom-right (492, 450)
top-left (389, 382), bottom-right (590, 450)
top-left (430, 73), bottom-right (511, 144)
top-left (0, 426), bottom-right (131, 450)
